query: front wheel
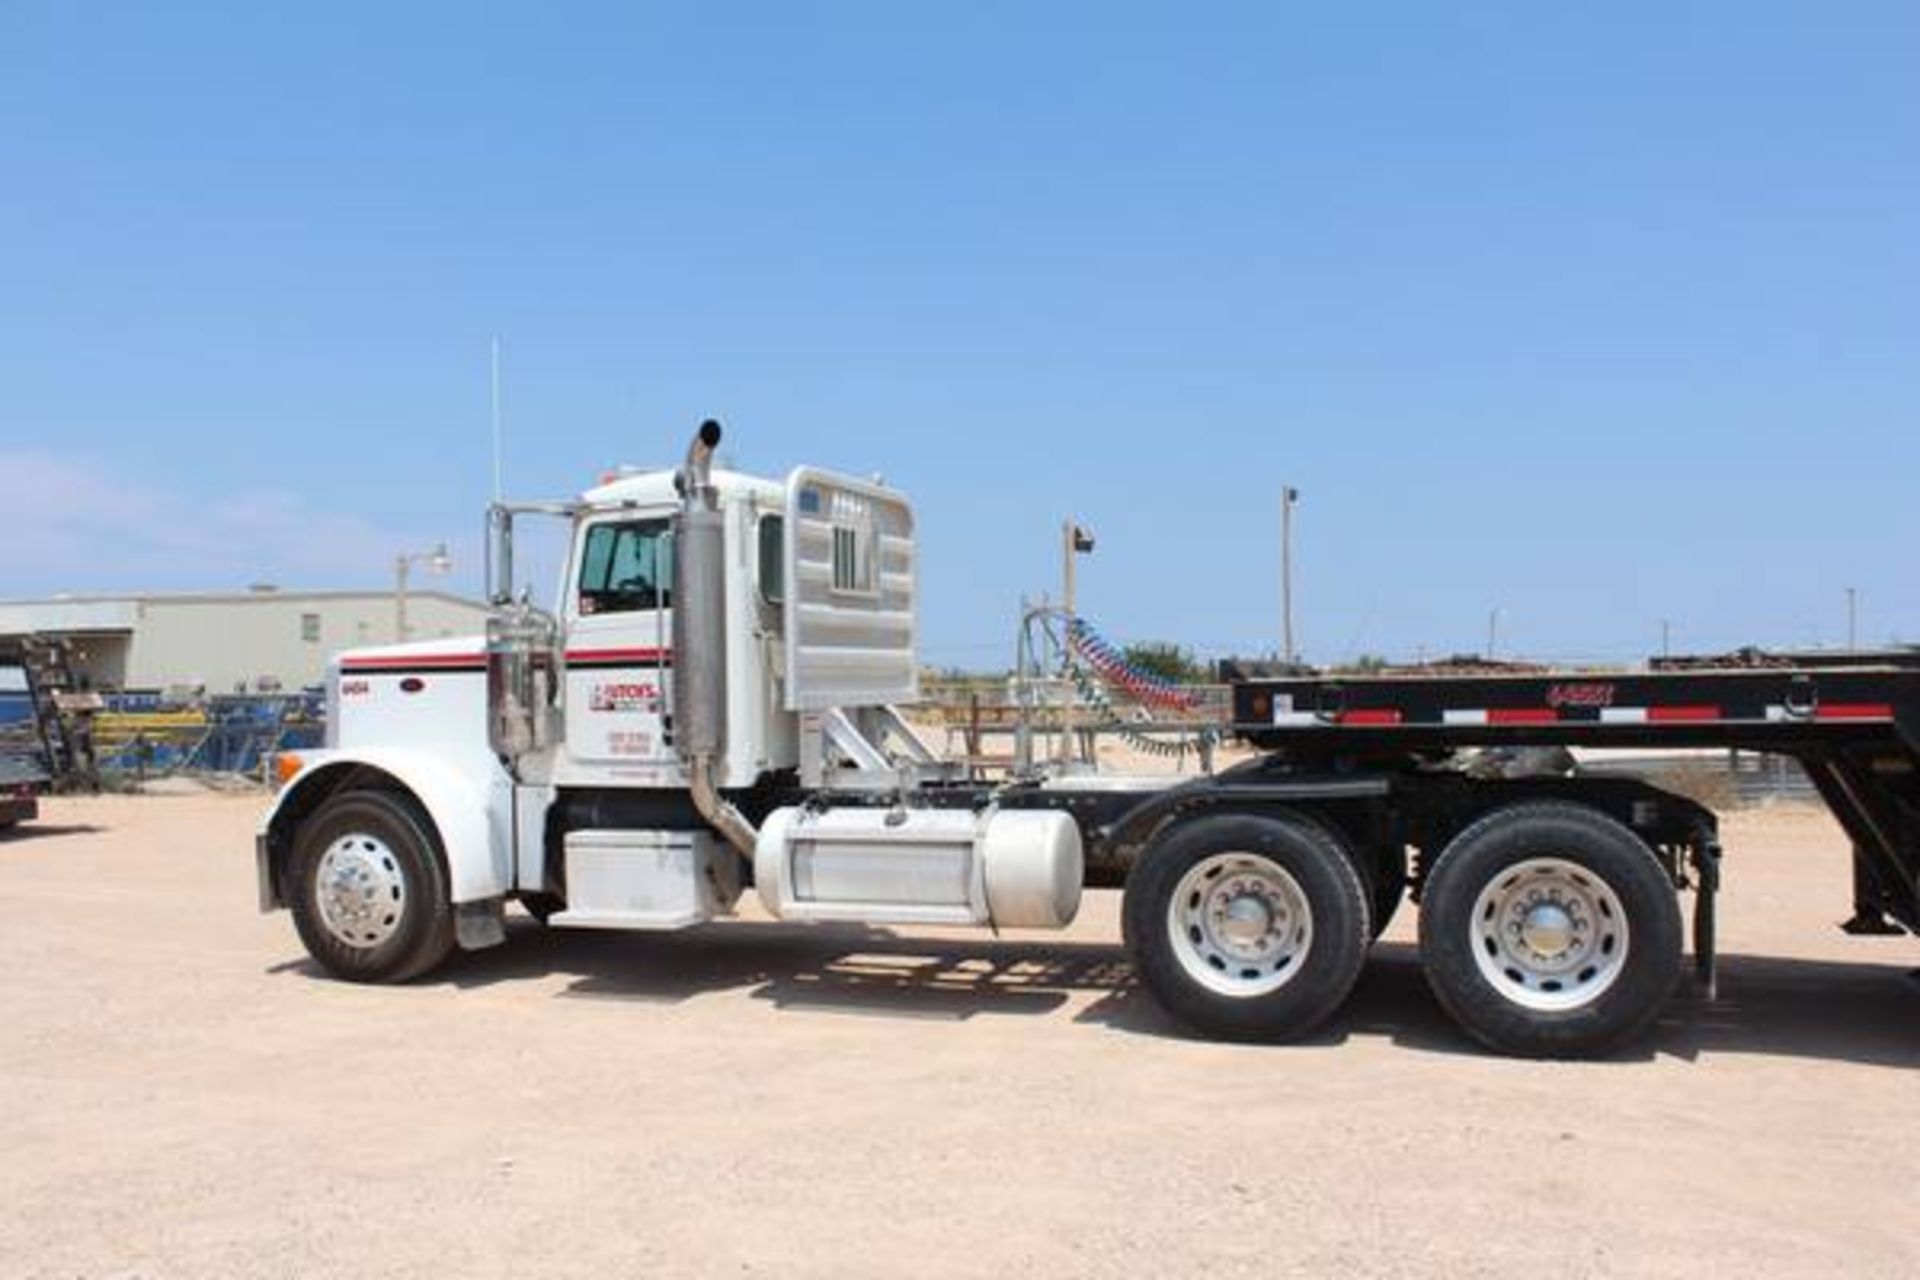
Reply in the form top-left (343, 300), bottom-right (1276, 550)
top-left (1418, 802), bottom-right (1682, 1058)
top-left (289, 789), bottom-right (457, 983)
top-left (1124, 812), bottom-right (1371, 1042)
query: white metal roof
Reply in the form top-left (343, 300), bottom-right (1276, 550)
top-left (0, 590), bottom-right (488, 637)
top-left (0, 589), bottom-right (486, 609)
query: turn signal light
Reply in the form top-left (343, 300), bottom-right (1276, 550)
top-left (273, 753), bottom-right (304, 788)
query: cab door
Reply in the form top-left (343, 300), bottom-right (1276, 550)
top-left (561, 513), bottom-right (680, 777)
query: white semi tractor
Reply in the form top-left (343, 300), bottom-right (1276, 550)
top-left (259, 421), bottom-right (1920, 1057)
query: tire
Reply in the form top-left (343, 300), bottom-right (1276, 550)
top-left (289, 789), bottom-right (457, 983)
top-left (1418, 801), bottom-right (1682, 1058)
top-left (1124, 812), bottom-right (1372, 1042)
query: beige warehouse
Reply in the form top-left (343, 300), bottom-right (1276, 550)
top-left (0, 590), bottom-right (490, 694)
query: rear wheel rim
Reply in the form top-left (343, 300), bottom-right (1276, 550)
top-left (1469, 856), bottom-right (1629, 1011)
top-left (315, 832), bottom-right (408, 948)
top-left (1168, 852), bottom-right (1314, 997)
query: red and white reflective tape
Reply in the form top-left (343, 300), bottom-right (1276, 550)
top-left (1599, 705), bottom-right (1721, 724)
top-left (1441, 708), bottom-right (1559, 726)
top-left (1765, 702), bottom-right (1894, 723)
top-left (1269, 707), bottom-right (1406, 727)
top-left (1267, 700), bottom-right (1897, 730)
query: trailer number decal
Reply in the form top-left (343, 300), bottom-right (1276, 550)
top-left (1547, 683), bottom-right (1615, 708)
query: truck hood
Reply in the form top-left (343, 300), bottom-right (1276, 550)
top-left (334, 634), bottom-right (486, 666)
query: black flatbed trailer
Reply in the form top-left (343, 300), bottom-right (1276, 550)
top-left (909, 658), bottom-right (1918, 1057)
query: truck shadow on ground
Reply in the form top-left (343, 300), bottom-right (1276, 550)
top-left (0, 822), bottom-right (102, 844)
top-left (346, 918), bottom-right (1920, 1068)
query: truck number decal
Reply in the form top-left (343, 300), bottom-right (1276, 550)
top-left (606, 730), bottom-right (656, 756)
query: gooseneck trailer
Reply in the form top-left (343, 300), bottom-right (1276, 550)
top-left (257, 422), bottom-right (1919, 1057)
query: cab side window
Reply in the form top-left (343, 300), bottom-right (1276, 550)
top-left (577, 519), bottom-right (672, 615)
top-left (757, 514), bottom-right (785, 605)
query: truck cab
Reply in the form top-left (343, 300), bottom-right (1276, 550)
top-left (258, 421), bottom-right (1075, 984)
top-left (548, 465), bottom-right (789, 789)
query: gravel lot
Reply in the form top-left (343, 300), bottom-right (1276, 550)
top-left (2, 793), bottom-right (1915, 1278)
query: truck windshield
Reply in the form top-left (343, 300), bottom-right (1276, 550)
top-left (577, 519), bottom-right (672, 615)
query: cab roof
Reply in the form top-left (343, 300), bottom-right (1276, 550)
top-left (579, 466), bottom-right (785, 510)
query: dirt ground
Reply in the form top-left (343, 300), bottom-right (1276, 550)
top-left (2, 794), bottom-right (1915, 1279)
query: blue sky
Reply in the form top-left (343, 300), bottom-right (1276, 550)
top-left (3, 2), bottom-right (1915, 667)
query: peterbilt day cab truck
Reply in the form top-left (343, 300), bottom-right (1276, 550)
top-left (258, 422), bottom-right (1920, 1057)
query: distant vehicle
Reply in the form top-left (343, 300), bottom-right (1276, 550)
top-left (0, 662), bottom-right (48, 828)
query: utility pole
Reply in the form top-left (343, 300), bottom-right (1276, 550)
top-left (1280, 487), bottom-right (1300, 665)
top-left (395, 555), bottom-right (410, 643)
top-left (1847, 587), bottom-right (1858, 651)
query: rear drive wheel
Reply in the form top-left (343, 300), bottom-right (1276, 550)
top-left (1419, 802), bottom-right (1682, 1057)
top-left (289, 789), bottom-right (456, 983)
top-left (1125, 812), bottom-right (1371, 1042)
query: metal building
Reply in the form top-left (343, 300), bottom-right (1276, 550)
top-left (0, 589), bottom-right (491, 695)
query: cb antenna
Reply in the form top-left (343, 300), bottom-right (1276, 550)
top-left (489, 336), bottom-right (504, 504)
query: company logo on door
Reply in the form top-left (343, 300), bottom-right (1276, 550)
top-left (590, 681), bottom-right (660, 713)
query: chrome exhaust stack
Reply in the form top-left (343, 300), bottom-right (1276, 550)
top-left (672, 419), bottom-right (759, 857)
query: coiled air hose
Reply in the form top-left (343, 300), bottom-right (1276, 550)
top-left (1062, 616), bottom-right (1217, 760)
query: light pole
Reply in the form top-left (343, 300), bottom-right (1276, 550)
top-left (1280, 486), bottom-right (1300, 665)
top-left (1847, 587), bottom-right (1858, 651)
top-left (395, 542), bottom-right (453, 642)
top-left (1060, 520), bottom-right (1095, 766)
top-left (1062, 519), bottom-right (1095, 622)
top-left (1487, 607), bottom-right (1502, 662)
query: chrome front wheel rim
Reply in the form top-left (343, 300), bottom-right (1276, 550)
top-left (315, 832), bottom-right (408, 948)
top-left (1168, 852), bottom-right (1314, 997)
top-left (1470, 857), bottom-right (1629, 1012)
